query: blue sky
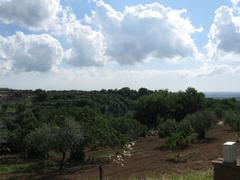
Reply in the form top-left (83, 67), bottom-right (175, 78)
top-left (0, 0), bottom-right (240, 91)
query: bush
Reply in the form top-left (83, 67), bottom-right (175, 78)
top-left (158, 119), bottom-right (178, 138)
top-left (158, 119), bottom-right (193, 146)
top-left (177, 119), bottom-right (194, 137)
top-left (107, 117), bottom-right (147, 140)
top-left (166, 131), bottom-right (191, 150)
top-left (52, 119), bottom-right (85, 169)
top-left (232, 118), bottom-right (240, 131)
top-left (185, 110), bottom-right (217, 140)
top-left (230, 118), bottom-right (240, 141)
top-left (25, 119), bottom-right (85, 169)
top-left (25, 124), bottom-right (55, 158)
top-left (223, 110), bottom-right (240, 127)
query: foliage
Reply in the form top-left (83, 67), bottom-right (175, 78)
top-left (4, 103), bottom-right (39, 152)
top-left (25, 119), bottom-right (85, 169)
top-left (158, 119), bottom-right (178, 138)
top-left (25, 124), bottom-right (55, 158)
top-left (231, 118), bottom-right (240, 132)
top-left (0, 163), bottom-right (32, 174)
top-left (223, 110), bottom-right (240, 127)
top-left (184, 110), bottom-right (217, 140)
top-left (52, 119), bottom-right (85, 169)
top-left (135, 88), bottom-right (205, 128)
top-left (165, 131), bottom-right (191, 151)
top-left (158, 118), bottom-right (193, 139)
top-left (107, 117), bottom-right (147, 140)
top-left (33, 89), bottom-right (47, 102)
top-left (1, 87), bottom-right (240, 169)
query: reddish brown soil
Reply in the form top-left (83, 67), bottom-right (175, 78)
top-left (1, 125), bottom-right (239, 180)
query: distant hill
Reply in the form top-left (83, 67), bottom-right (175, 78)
top-left (204, 92), bottom-right (240, 100)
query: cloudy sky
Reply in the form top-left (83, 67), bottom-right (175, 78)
top-left (0, 0), bottom-right (240, 91)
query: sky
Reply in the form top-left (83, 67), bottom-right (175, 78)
top-left (0, 0), bottom-right (240, 91)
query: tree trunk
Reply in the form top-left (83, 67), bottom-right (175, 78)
top-left (198, 131), bottom-right (205, 140)
top-left (99, 164), bottom-right (103, 180)
top-left (60, 152), bottom-right (66, 170)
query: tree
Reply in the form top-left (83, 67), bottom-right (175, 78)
top-left (165, 131), bottom-right (191, 162)
top-left (159, 118), bottom-right (193, 161)
top-left (232, 118), bottom-right (240, 142)
top-left (134, 90), bottom-right (169, 128)
top-left (0, 121), bottom-right (9, 153)
top-left (134, 88), bottom-right (205, 128)
top-left (177, 119), bottom-right (194, 137)
top-left (6, 103), bottom-right (39, 152)
top-left (158, 119), bottom-right (178, 138)
top-left (107, 117), bottom-right (147, 140)
top-left (223, 110), bottom-right (239, 127)
top-left (25, 124), bottom-right (55, 158)
top-left (25, 119), bottom-right (85, 169)
top-left (118, 87), bottom-right (137, 99)
top-left (227, 114), bottom-right (240, 142)
top-left (166, 131), bottom-right (191, 150)
top-left (137, 88), bottom-right (152, 97)
top-left (34, 89), bottom-right (47, 102)
top-left (52, 119), bottom-right (85, 170)
top-left (185, 110), bottom-right (217, 140)
top-left (183, 87), bottom-right (205, 114)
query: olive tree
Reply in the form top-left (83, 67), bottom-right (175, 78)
top-left (53, 119), bottom-right (85, 170)
top-left (25, 119), bottom-right (85, 170)
top-left (184, 110), bottom-right (217, 140)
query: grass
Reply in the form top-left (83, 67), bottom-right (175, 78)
top-left (91, 151), bottom-right (115, 159)
top-left (129, 170), bottom-right (213, 180)
top-left (164, 171), bottom-right (213, 180)
top-left (0, 163), bottom-right (32, 174)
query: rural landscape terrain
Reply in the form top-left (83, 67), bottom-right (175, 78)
top-left (1, 0), bottom-right (240, 179)
top-left (0, 87), bottom-right (240, 180)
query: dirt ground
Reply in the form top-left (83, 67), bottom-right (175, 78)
top-left (1, 125), bottom-right (239, 180)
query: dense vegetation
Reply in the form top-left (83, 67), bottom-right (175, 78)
top-left (0, 87), bottom-right (240, 169)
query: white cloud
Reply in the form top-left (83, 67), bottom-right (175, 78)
top-left (207, 5), bottom-right (240, 61)
top-left (85, 1), bottom-right (202, 65)
top-left (0, 0), bottom-right (203, 68)
top-left (1, 62), bottom-right (240, 91)
top-left (193, 63), bottom-right (234, 77)
top-left (231, 0), bottom-right (240, 7)
top-left (0, 32), bottom-right (63, 72)
top-left (0, 0), bottom-right (62, 30)
top-left (61, 12), bottom-right (107, 67)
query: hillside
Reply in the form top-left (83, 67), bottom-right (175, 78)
top-left (0, 125), bottom-right (238, 179)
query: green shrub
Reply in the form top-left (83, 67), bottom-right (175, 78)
top-left (25, 124), bottom-right (55, 158)
top-left (158, 119), bottom-right (178, 138)
top-left (184, 110), bottom-right (217, 140)
top-left (177, 119), bottom-right (194, 137)
top-left (166, 131), bottom-right (191, 150)
top-left (223, 110), bottom-right (240, 127)
top-left (108, 117), bottom-right (147, 140)
top-left (0, 163), bottom-right (32, 174)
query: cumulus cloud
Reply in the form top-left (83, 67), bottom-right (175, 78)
top-left (231, 0), bottom-right (240, 7)
top-left (54, 63), bottom-right (236, 83)
top-left (61, 12), bottom-right (107, 67)
top-left (193, 63), bottom-right (234, 77)
top-left (0, 0), bottom-right (62, 30)
top-left (0, 32), bottom-right (63, 72)
top-left (0, 0), bottom-right (203, 68)
top-left (207, 5), bottom-right (240, 61)
top-left (85, 1), bottom-right (202, 65)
